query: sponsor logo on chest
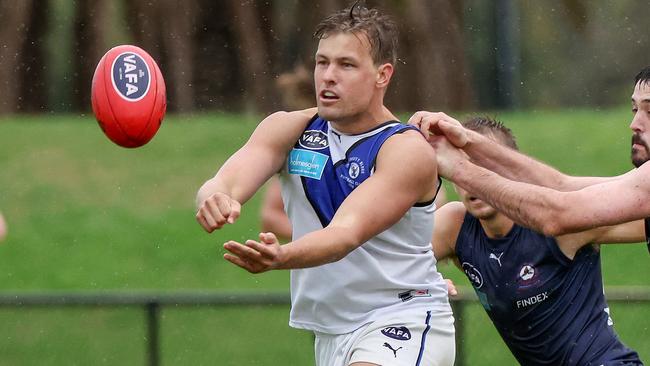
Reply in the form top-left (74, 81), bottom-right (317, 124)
top-left (515, 291), bottom-right (549, 308)
top-left (287, 149), bottom-right (329, 179)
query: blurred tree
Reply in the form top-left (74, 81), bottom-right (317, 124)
top-left (72, 0), bottom-right (111, 112)
top-left (227, 0), bottom-right (280, 113)
top-left (388, 0), bottom-right (474, 111)
top-left (18, 0), bottom-right (48, 112)
top-left (0, 0), bottom-right (33, 114)
top-left (125, 0), bottom-right (198, 113)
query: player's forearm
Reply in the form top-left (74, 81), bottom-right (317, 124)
top-left (196, 178), bottom-right (228, 207)
top-left (277, 226), bottom-right (361, 269)
top-left (464, 130), bottom-right (571, 190)
top-left (450, 160), bottom-right (566, 236)
top-left (196, 157), bottom-right (271, 208)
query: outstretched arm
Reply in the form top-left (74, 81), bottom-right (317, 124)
top-left (408, 111), bottom-right (619, 191)
top-left (223, 131), bottom-right (440, 272)
top-left (462, 128), bottom-right (617, 190)
top-left (196, 109), bottom-right (313, 232)
top-left (555, 219), bottom-right (645, 259)
top-left (441, 139), bottom-right (650, 236)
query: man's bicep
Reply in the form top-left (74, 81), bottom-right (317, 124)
top-left (432, 202), bottom-right (465, 261)
top-left (208, 111), bottom-right (307, 202)
top-left (329, 141), bottom-right (436, 244)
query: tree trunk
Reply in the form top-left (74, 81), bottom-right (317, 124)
top-left (399, 0), bottom-right (473, 111)
top-left (228, 0), bottom-right (280, 113)
top-left (0, 0), bottom-right (33, 114)
top-left (72, 0), bottom-right (112, 111)
top-left (126, 0), bottom-right (198, 112)
top-left (159, 0), bottom-right (198, 113)
top-left (18, 0), bottom-right (48, 112)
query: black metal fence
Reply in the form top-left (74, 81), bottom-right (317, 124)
top-left (0, 287), bottom-right (648, 366)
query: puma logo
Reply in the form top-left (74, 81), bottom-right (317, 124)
top-left (489, 252), bottom-right (504, 267)
top-left (383, 342), bottom-right (402, 358)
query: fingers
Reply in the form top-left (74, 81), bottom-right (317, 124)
top-left (223, 240), bottom-right (265, 273)
top-left (445, 278), bottom-right (458, 297)
top-left (438, 120), bottom-right (469, 147)
top-left (223, 236), bottom-right (282, 273)
top-left (227, 200), bottom-right (241, 224)
top-left (196, 193), bottom-right (242, 232)
top-left (407, 111), bottom-right (461, 142)
top-left (407, 111), bottom-right (433, 138)
top-left (259, 232), bottom-right (278, 244)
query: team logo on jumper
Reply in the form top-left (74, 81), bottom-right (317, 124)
top-left (398, 289), bottom-right (431, 302)
top-left (111, 52), bottom-right (151, 101)
top-left (288, 149), bottom-right (328, 179)
top-left (519, 265), bottom-right (535, 281)
top-left (348, 162), bottom-right (361, 179)
top-left (462, 262), bottom-right (483, 288)
top-left (340, 156), bottom-right (367, 188)
top-left (298, 130), bottom-right (328, 150)
top-left (381, 326), bottom-right (411, 341)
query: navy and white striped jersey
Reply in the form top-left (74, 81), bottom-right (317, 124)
top-left (455, 213), bottom-right (642, 365)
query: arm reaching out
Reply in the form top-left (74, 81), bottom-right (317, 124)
top-left (196, 109), bottom-right (314, 233)
top-left (408, 111), bottom-right (618, 191)
top-left (440, 139), bottom-right (650, 236)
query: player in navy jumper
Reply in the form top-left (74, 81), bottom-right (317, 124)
top-left (432, 117), bottom-right (643, 365)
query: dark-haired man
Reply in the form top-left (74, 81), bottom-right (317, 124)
top-left (196, 5), bottom-right (453, 365)
top-left (432, 116), bottom-right (643, 365)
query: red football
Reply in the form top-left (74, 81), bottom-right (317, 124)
top-left (91, 45), bottom-right (166, 148)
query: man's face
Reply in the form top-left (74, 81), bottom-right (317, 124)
top-left (630, 81), bottom-right (650, 167)
top-left (454, 184), bottom-right (499, 220)
top-left (313, 32), bottom-right (383, 123)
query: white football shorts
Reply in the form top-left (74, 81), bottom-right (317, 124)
top-left (314, 309), bottom-right (455, 366)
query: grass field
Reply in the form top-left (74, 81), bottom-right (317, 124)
top-left (0, 109), bottom-right (649, 364)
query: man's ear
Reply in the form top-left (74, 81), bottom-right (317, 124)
top-left (376, 63), bottom-right (394, 88)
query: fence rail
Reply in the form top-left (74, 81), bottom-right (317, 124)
top-left (0, 287), bottom-right (648, 366)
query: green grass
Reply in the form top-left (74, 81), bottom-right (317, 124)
top-left (0, 109), bottom-right (648, 364)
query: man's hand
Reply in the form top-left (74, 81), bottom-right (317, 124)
top-left (445, 278), bottom-right (458, 298)
top-left (407, 111), bottom-right (469, 148)
top-left (430, 136), bottom-right (469, 179)
top-left (223, 232), bottom-right (285, 273)
top-left (196, 192), bottom-right (242, 232)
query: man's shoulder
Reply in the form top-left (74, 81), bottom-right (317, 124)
top-left (381, 128), bottom-right (436, 164)
top-left (435, 201), bottom-right (467, 237)
top-left (265, 108), bottom-right (317, 125)
top-left (257, 108), bottom-right (318, 139)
